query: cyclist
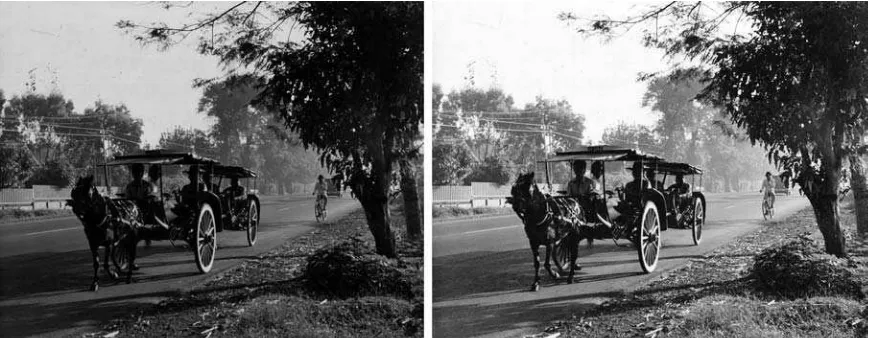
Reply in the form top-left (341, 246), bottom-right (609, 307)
top-left (760, 171), bottom-right (776, 215)
top-left (313, 175), bottom-right (328, 216)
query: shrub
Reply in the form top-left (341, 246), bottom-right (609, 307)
top-left (303, 238), bottom-right (421, 300)
top-left (751, 235), bottom-right (864, 300)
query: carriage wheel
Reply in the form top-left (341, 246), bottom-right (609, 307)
top-left (637, 201), bottom-right (661, 273)
top-left (552, 238), bottom-right (574, 275)
top-left (691, 198), bottom-right (704, 245)
top-left (246, 200), bottom-right (259, 246)
top-left (194, 203), bottom-right (217, 273)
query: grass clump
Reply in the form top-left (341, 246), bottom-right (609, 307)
top-left (433, 206), bottom-right (509, 219)
top-left (0, 208), bottom-right (71, 223)
top-left (751, 234), bottom-right (864, 300)
top-left (304, 238), bottom-right (421, 300)
top-left (232, 295), bottom-right (417, 338)
top-left (678, 295), bottom-right (865, 338)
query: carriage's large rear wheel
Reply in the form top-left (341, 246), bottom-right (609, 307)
top-left (246, 200), bottom-right (259, 246)
top-left (194, 203), bottom-right (217, 273)
top-left (692, 198), bottom-right (704, 245)
top-left (637, 201), bottom-right (661, 273)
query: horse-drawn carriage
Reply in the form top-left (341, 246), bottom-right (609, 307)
top-left (509, 146), bottom-right (706, 289)
top-left (212, 165), bottom-right (261, 246)
top-left (69, 150), bottom-right (262, 290)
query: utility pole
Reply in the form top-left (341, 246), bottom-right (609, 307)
top-left (542, 107), bottom-right (552, 191)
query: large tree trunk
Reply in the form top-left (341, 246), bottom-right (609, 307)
top-left (399, 158), bottom-right (422, 241)
top-left (352, 135), bottom-right (397, 258)
top-left (806, 190), bottom-right (846, 257)
top-left (801, 123), bottom-right (847, 257)
top-left (848, 153), bottom-right (868, 236)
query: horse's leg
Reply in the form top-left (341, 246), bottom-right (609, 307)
top-left (567, 235), bottom-right (580, 284)
top-left (529, 241), bottom-right (541, 292)
top-left (544, 241), bottom-right (559, 280)
top-left (89, 242), bottom-right (100, 291)
top-left (126, 235), bottom-right (137, 284)
top-left (103, 242), bottom-right (118, 280)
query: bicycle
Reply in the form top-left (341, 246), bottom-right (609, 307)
top-left (761, 191), bottom-right (775, 220)
top-left (315, 195), bottom-right (327, 223)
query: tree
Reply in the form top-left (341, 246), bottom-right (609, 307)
top-left (197, 76), bottom-right (262, 165)
top-left (601, 122), bottom-right (660, 154)
top-left (642, 76), bottom-right (712, 163)
top-left (159, 127), bottom-right (215, 155)
top-left (563, 2), bottom-right (868, 256)
top-left (120, 2), bottom-right (423, 257)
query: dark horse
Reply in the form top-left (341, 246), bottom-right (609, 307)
top-left (508, 172), bottom-right (593, 291)
top-left (68, 175), bottom-right (140, 291)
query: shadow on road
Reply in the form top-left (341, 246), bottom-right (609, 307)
top-left (0, 244), bottom-right (194, 299)
top-left (434, 289), bottom-right (625, 338)
top-left (0, 289), bottom-right (179, 337)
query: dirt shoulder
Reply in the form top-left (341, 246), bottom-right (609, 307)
top-left (81, 207), bottom-right (422, 338)
top-left (530, 205), bottom-right (868, 338)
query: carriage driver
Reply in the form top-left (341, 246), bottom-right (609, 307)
top-left (125, 163), bottom-right (169, 229)
top-left (566, 160), bottom-right (599, 197)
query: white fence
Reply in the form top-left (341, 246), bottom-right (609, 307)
top-left (0, 185), bottom-right (121, 210)
top-left (433, 182), bottom-right (564, 208)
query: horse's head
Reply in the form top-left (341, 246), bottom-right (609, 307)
top-left (509, 172), bottom-right (550, 225)
top-left (70, 175), bottom-right (108, 226)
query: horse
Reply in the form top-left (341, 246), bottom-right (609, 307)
top-left (68, 175), bottom-right (140, 291)
top-left (508, 172), bottom-right (593, 291)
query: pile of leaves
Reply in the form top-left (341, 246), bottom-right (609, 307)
top-left (752, 234), bottom-right (865, 300)
top-left (304, 238), bottom-right (422, 300)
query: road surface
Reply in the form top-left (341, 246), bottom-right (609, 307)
top-left (433, 192), bottom-right (809, 338)
top-left (0, 194), bottom-right (359, 338)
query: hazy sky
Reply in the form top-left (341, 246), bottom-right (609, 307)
top-left (0, 2), bottom-right (228, 146)
top-left (434, 1), bottom-right (671, 143)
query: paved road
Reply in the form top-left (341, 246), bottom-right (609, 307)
top-left (0, 195), bottom-right (359, 338)
top-left (433, 192), bottom-right (809, 338)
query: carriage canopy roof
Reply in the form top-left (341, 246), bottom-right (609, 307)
top-left (645, 162), bottom-right (704, 175)
top-left (540, 145), bottom-right (665, 163)
top-left (213, 165), bottom-right (258, 178)
top-left (104, 149), bottom-right (220, 166)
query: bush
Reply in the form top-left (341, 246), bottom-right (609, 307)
top-left (751, 235), bottom-right (864, 300)
top-left (304, 238), bottom-right (421, 300)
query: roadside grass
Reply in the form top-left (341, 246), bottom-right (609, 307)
top-left (535, 200), bottom-right (868, 338)
top-left (0, 208), bottom-right (72, 224)
top-left (90, 202), bottom-right (422, 338)
top-left (433, 205), bottom-right (511, 220)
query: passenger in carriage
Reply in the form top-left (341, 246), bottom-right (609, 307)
top-left (646, 169), bottom-right (663, 190)
top-left (623, 162), bottom-right (650, 208)
top-left (180, 166), bottom-right (206, 205)
top-left (667, 173), bottom-right (690, 211)
top-left (223, 177), bottom-right (247, 212)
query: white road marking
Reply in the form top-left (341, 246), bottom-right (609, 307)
top-left (23, 227), bottom-right (78, 236)
top-left (438, 225), bottom-right (517, 238)
top-left (724, 204), bottom-right (735, 209)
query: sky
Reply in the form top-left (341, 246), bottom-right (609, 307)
top-left (0, 2), bottom-right (229, 146)
top-left (433, 1), bottom-right (672, 143)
